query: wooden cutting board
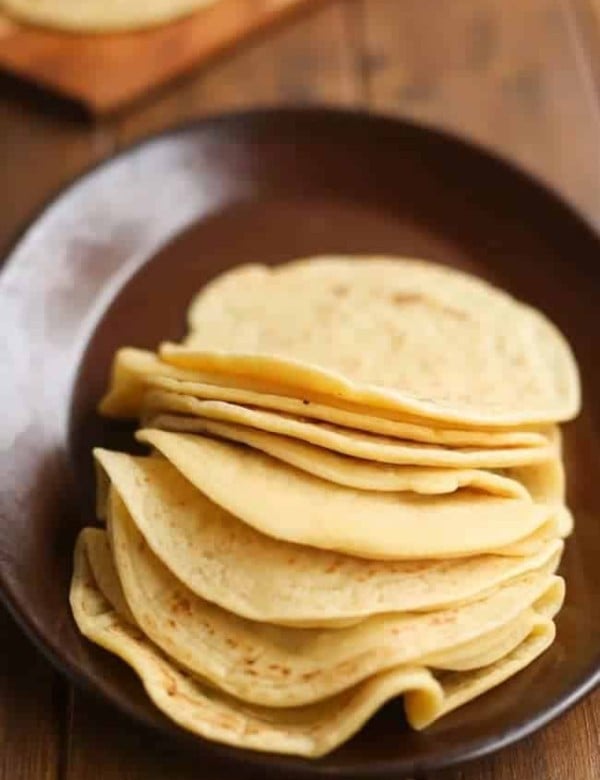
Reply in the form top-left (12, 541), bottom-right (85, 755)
top-left (0, 0), bottom-right (324, 113)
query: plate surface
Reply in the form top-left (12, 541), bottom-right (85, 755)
top-left (1, 109), bottom-right (599, 778)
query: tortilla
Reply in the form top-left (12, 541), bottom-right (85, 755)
top-left (107, 488), bottom-right (564, 707)
top-left (148, 412), bottom-right (574, 538)
top-left (2, 0), bottom-right (216, 32)
top-left (164, 257), bottom-right (579, 427)
top-left (133, 430), bottom-right (560, 560)
top-left (99, 348), bottom-right (549, 449)
top-left (84, 527), bottom-right (135, 623)
top-left (141, 393), bottom-right (554, 469)
top-left (148, 415), bottom-right (567, 506)
top-left (71, 531), bottom-right (558, 756)
top-left (96, 448), bottom-right (563, 627)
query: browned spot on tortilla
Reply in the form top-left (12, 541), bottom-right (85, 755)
top-left (392, 292), bottom-right (424, 305)
top-left (165, 676), bottom-right (178, 696)
top-left (171, 596), bottom-right (192, 616)
top-left (431, 613), bottom-right (457, 626)
top-left (391, 292), bottom-right (468, 320)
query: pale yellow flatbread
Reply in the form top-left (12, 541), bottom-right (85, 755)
top-left (141, 393), bottom-right (553, 469)
top-left (108, 490), bottom-right (564, 707)
top-left (71, 531), bottom-right (558, 756)
top-left (147, 412), bottom-right (574, 537)
top-left (84, 527), bottom-right (134, 623)
top-left (1, 0), bottom-right (216, 32)
top-left (128, 432), bottom-right (559, 559)
top-left (95, 448), bottom-right (564, 627)
top-left (147, 415), bottom-right (567, 505)
top-left (166, 257), bottom-right (579, 427)
top-left (100, 348), bottom-right (549, 449)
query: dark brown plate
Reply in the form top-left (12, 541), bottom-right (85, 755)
top-left (1, 108), bottom-right (599, 778)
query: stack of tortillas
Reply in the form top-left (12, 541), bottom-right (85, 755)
top-left (71, 256), bottom-right (579, 757)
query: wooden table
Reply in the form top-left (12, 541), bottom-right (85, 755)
top-left (1, 1), bottom-right (599, 778)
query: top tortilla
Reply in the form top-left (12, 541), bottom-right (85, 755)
top-left (164, 256), bottom-right (580, 427)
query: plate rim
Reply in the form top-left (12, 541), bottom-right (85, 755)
top-left (1, 105), bottom-right (599, 778)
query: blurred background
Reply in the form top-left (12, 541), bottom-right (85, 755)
top-left (1, 1), bottom-right (599, 778)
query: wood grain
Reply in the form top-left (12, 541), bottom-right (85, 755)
top-left (427, 688), bottom-right (600, 779)
top-left (114, 0), bottom-right (360, 144)
top-left (361, 0), bottom-right (600, 227)
top-left (568, 0), bottom-right (600, 112)
top-left (0, 605), bottom-right (62, 780)
top-left (0, 0), bottom-right (325, 113)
